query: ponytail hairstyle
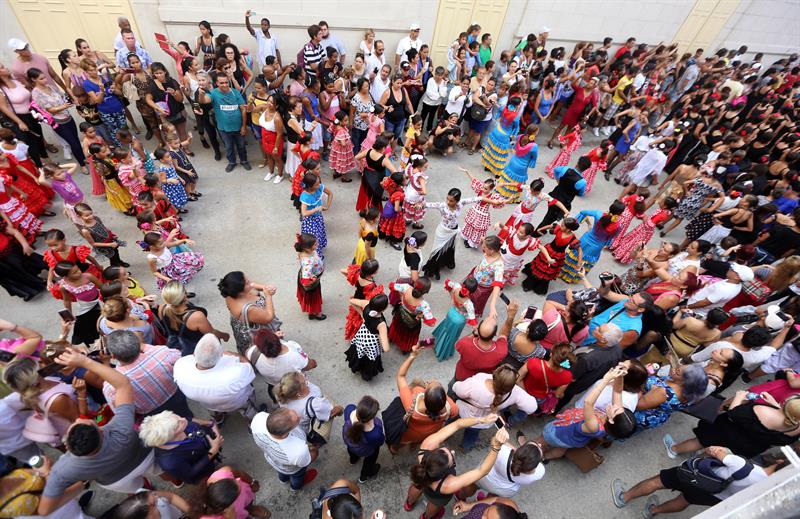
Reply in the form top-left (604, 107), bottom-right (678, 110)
top-left (389, 171), bottom-right (404, 186)
top-left (153, 147), bottom-right (170, 162)
top-left (510, 442), bottom-right (542, 476)
top-left (567, 300), bottom-right (591, 331)
top-left (493, 503), bottom-right (529, 519)
top-left (358, 206), bottom-right (380, 223)
top-left (143, 232), bottom-right (163, 249)
top-left (294, 232), bottom-right (317, 253)
top-left (88, 142), bottom-right (104, 156)
top-left (406, 230), bottom-right (428, 249)
top-left (529, 178), bottom-right (545, 193)
top-left (366, 293), bottom-right (389, 314)
top-left (661, 196), bottom-right (679, 210)
top-left (161, 281), bottom-right (189, 330)
top-left (518, 223), bottom-right (535, 237)
top-left (633, 199), bottom-right (647, 215)
top-left (345, 395), bottom-right (380, 444)
top-left (520, 124), bottom-right (539, 146)
top-left (411, 277), bottom-right (432, 298)
top-left (598, 199), bottom-right (625, 231)
top-left (461, 276), bottom-right (478, 295)
top-left (136, 210), bottom-right (157, 231)
top-left (562, 217), bottom-right (580, 231)
top-left (298, 133), bottom-right (313, 146)
top-left (274, 371), bottom-right (305, 403)
top-left (302, 172), bottom-right (319, 190)
top-left (483, 235), bottom-right (502, 252)
top-left (410, 449), bottom-right (451, 486)
top-left (328, 494), bottom-right (364, 519)
top-left (360, 258), bottom-right (380, 278)
top-left (252, 328), bottom-right (283, 358)
top-left (217, 271), bottom-right (246, 298)
top-left (54, 261), bottom-right (76, 278)
top-left (447, 187), bottom-right (462, 201)
top-left (2, 357), bottom-right (44, 410)
top-left (372, 135), bottom-right (389, 151)
top-left (491, 365), bottom-right (518, 409)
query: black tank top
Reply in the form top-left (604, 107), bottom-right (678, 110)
top-left (365, 150), bottom-right (384, 172)
top-left (386, 87), bottom-right (407, 123)
top-left (286, 115), bottom-right (301, 144)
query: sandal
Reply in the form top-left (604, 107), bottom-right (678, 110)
top-left (468, 149), bottom-right (475, 155)
top-left (340, 176), bottom-right (352, 183)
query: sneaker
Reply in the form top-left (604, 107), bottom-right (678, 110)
top-left (592, 127), bottom-right (600, 137)
top-left (602, 127), bottom-right (613, 136)
top-left (273, 175), bottom-right (284, 184)
top-left (78, 490), bottom-right (95, 510)
top-left (225, 163), bottom-right (236, 173)
top-left (611, 479), bottom-right (626, 508)
top-left (663, 434), bottom-right (677, 459)
top-left (241, 162), bottom-right (252, 171)
top-left (214, 151), bottom-right (222, 161)
top-left (358, 464), bottom-right (381, 483)
top-left (263, 173), bottom-right (275, 182)
top-left (643, 495), bottom-right (659, 519)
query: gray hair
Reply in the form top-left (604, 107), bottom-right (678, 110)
top-left (194, 334), bottom-right (223, 369)
top-left (117, 16), bottom-right (129, 24)
top-left (679, 364), bottom-right (709, 403)
top-left (106, 330), bottom-right (142, 364)
top-left (600, 323), bottom-right (623, 346)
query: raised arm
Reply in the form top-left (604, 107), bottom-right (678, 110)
top-left (56, 347), bottom-right (133, 406)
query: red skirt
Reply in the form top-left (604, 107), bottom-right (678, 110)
top-left (261, 129), bottom-right (284, 156)
top-left (296, 273), bottom-right (323, 315)
top-left (388, 306), bottom-right (422, 353)
top-left (530, 244), bottom-right (567, 281)
top-left (470, 282), bottom-right (493, 317)
top-left (379, 214), bottom-right (406, 240)
top-left (10, 174), bottom-right (50, 216)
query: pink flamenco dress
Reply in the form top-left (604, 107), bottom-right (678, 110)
top-left (358, 114), bottom-right (383, 171)
top-left (609, 194), bottom-right (645, 251)
top-left (199, 467), bottom-right (256, 519)
top-left (545, 125), bottom-right (582, 178)
top-left (329, 125), bottom-right (357, 176)
top-left (582, 145), bottom-right (609, 194)
top-left (612, 208), bottom-right (672, 264)
top-left (461, 178), bottom-right (504, 248)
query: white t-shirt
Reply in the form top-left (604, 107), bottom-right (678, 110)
top-left (396, 37), bottom-right (423, 60)
top-left (687, 280), bottom-right (741, 316)
top-left (712, 454), bottom-right (767, 500)
top-left (250, 412), bottom-right (311, 475)
top-left (574, 380), bottom-right (640, 412)
top-left (0, 393), bottom-right (33, 456)
top-left (284, 381), bottom-right (333, 434)
top-left (370, 77), bottom-right (390, 104)
top-left (247, 340), bottom-right (309, 385)
top-left (478, 444), bottom-right (545, 497)
top-left (173, 355), bottom-right (255, 413)
top-left (690, 340), bottom-right (776, 372)
top-left (359, 40), bottom-right (374, 57)
top-left (365, 54), bottom-right (386, 77)
top-left (446, 86), bottom-right (468, 116)
top-left (453, 373), bottom-right (538, 428)
top-left (254, 30), bottom-right (279, 66)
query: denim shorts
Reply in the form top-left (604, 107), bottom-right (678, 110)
top-left (542, 421), bottom-right (573, 449)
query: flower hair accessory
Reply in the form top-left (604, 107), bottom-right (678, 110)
top-left (139, 222), bottom-right (152, 231)
top-left (334, 118), bottom-right (340, 124)
top-left (294, 233), bottom-right (302, 245)
top-left (458, 286), bottom-right (470, 297)
top-left (407, 237), bottom-right (417, 248)
top-left (414, 280), bottom-right (425, 291)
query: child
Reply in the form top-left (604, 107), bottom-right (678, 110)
top-left (400, 114), bottom-right (424, 167)
top-left (378, 172), bottom-right (406, 250)
top-left (136, 210), bottom-right (191, 253)
top-left (43, 228), bottom-right (103, 299)
top-left (609, 192), bottom-right (648, 251)
top-left (72, 85), bottom-right (111, 145)
top-left (79, 122), bottom-right (106, 196)
top-left (613, 197), bottom-right (678, 264)
top-left (328, 110), bottom-right (358, 182)
top-left (345, 294), bottom-right (390, 381)
top-left (154, 148), bottom-right (188, 213)
top-left (55, 261), bottom-right (102, 346)
top-left (402, 156), bottom-right (429, 229)
top-left (358, 105), bottom-right (385, 169)
top-left (500, 222), bottom-right (550, 286)
top-left (37, 162), bottom-right (85, 223)
top-left (114, 148), bottom-right (147, 205)
top-left (295, 232), bottom-right (326, 321)
top-left (299, 169), bottom-right (332, 259)
top-left (431, 278), bottom-right (477, 360)
top-left (387, 277), bottom-right (436, 353)
top-left (143, 230), bottom-right (203, 290)
top-left (342, 258), bottom-right (384, 341)
top-left (167, 134), bottom-right (200, 200)
top-left (87, 143), bottom-right (132, 214)
top-left (497, 178), bottom-right (565, 243)
top-left (545, 123), bottom-right (583, 178)
top-left (290, 136), bottom-right (317, 210)
top-left (117, 128), bottom-right (156, 175)
top-left (521, 218), bottom-right (581, 295)
top-left (102, 265), bottom-right (147, 302)
top-left (353, 207), bottom-right (379, 265)
top-left (466, 235), bottom-right (506, 318)
top-left (422, 188), bottom-right (480, 280)
top-left (136, 189), bottom-right (179, 229)
top-left (582, 139), bottom-right (611, 194)
top-left (460, 168), bottom-right (505, 248)
top-left (74, 202), bottom-right (129, 267)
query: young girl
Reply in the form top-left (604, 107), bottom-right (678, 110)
top-left (388, 277), bottom-right (436, 353)
top-left (392, 232), bottom-right (428, 303)
top-left (545, 123), bottom-right (583, 178)
top-left (138, 179), bottom-right (179, 222)
top-left (290, 137), bottom-right (318, 210)
top-left (74, 203), bottom-right (129, 267)
top-left (608, 192), bottom-right (648, 251)
top-left (521, 218), bottom-right (581, 295)
top-left (496, 124), bottom-right (539, 202)
top-left (402, 156), bottom-right (429, 230)
top-left (460, 168), bottom-right (504, 248)
top-left (55, 261), bottom-right (101, 346)
top-left (613, 197), bottom-right (678, 264)
top-left (496, 178), bottom-right (565, 243)
top-left (114, 147), bottom-right (146, 205)
top-left (43, 228), bottom-right (103, 299)
top-left (88, 143), bottom-right (132, 214)
top-left (118, 128), bottom-right (156, 175)
top-left (136, 210), bottom-right (191, 253)
top-left (582, 139), bottom-right (611, 194)
top-left (295, 232), bottom-right (326, 321)
top-left (143, 230), bottom-right (204, 289)
top-left (329, 110), bottom-right (357, 182)
top-left (353, 207), bottom-right (379, 265)
top-left (400, 114), bottom-right (423, 168)
top-left (358, 105), bottom-right (385, 169)
top-left (422, 188), bottom-right (480, 279)
top-left (379, 172), bottom-right (406, 250)
top-left (154, 147), bottom-right (188, 212)
top-left (500, 222), bottom-right (550, 286)
top-left (79, 122), bottom-right (106, 196)
top-left (37, 162), bottom-right (85, 223)
top-left (559, 202), bottom-right (625, 283)
top-left (300, 171), bottom-right (333, 259)
top-left (466, 235), bottom-right (505, 318)
top-left (432, 278), bottom-right (477, 361)
top-left (342, 258), bottom-right (384, 341)
top-left (167, 134), bottom-right (200, 200)
top-left (345, 294), bottom-right (390, 381)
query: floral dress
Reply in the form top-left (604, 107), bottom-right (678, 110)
top-left (468, 255), bottom-right (505, 317)
top-left (329, 125), bottom-right (357, 174)
top-left (583, 145), bottom-right (609, 194)
top-left (296, 252), bottom-right (324, 315)
top-left (634, 376), bottom-right (688, 431)
top-left (609, 194), bottom-right (645, 250)
top-left (0, 174), bottom-right (41, 243)
top-left (462, 178), bottom-right (504, 248)
top-left (672, 178), bottom-right (720, 221)
top-left (612, 208), bottom-right (672, 264)
top-left (388, 281), bottom-right (436, 353)
top-left (147, 246), bottom-right (204, 289)
top-left (158, 163), bottom-right (188, 209)
top-left (378, 177), bottom-right (406, 241)
top-left (402, 168), bottom-right (428, 224)
top-left (497, 188), bottom-right (551, 242)
top-left (118, 158), bottom-right (146, 203)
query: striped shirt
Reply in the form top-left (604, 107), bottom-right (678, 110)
top-left (103, 344), bottom-right (181, 414)
top-left (303, 42), bottom-right (325, 79)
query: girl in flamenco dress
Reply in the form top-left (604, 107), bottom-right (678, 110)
top-left (495, 124), bottom-right (539, 203)
top-left (387, 277), bottom-right (437, 353)
top-left (378, 172), bottom-right (407, 250)
top-left (0, 131), bottom-right (54, 208)
top-left (496, 178), bottom-right (566, 243)
top-left (357, 105), bottom-right (385, 171)
top-left (421, 189), bottom-right (479, 280)
top-left (481, 96), bottom-right (523, 177)
top-left (402, 156), bottom-right (429, 230)
top-left (0, 152), bottom-right (51, 217)
top-left (431, 278), bottom-right (477, 361)
top-left (328, 111), bottom-right (358, 182)
top-left (290, 136), bottom-right (318, 211)
top-left (609, 192), bottom-right (647, 251)
top-left (0, 164), bottom-right (42, 243)
top-left (341, 258), bottom-right (384, 342)
top-left (353, 207), bottom-right (379, 265)
top-left (295, 233), bottom-right (326, 321)
top-left (581, 139), bottom-right (611, 194)
top-left (499, 222), bottom-right (549, 286)
top-left (613, 197), bottom-right (678, 264)
top-left (559, 201), bottom-right (625, 284)
top-left (43, 228), bottom-right (103, 300)
top-left (545, 123), bottom-right (584, 179)
top-left (521, 218), bottom-right (581, 295)
top-left (143, 230), bottom-right (204, 290)
top-left (460, 168), bottom-right (504, 248)
top-left (355, 136), bottom-right (398, 212)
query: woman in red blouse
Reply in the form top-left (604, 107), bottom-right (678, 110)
top-left (520, 342), bottom-right (575, 415)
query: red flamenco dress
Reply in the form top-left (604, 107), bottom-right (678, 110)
top-left (545, 125), bottom-right (582, 178)
top-left (0, 154), bottom-right (51, 216)
top-left (609, 194), bottom-right (645, 250)
top-left (344, 263), bottom-right (384, 341)
top-left (378, 177), bottom-right (406, 244)
top-left (296, 252), bottom-right (324, 316)
top-left (291, 145), bottom-right (319, 210)
top-left (612, 208), bottom-right (672, 264)
top-left (521, 225), bottom-right (580, 295)
top-left (388, 281), bottom-right (436, 353)
top-left (0, 177), bottom-right (42, 244)
top-left (582, 145), bottom-right (609, 194)
top-left (43, 244), bottom-right (103, 299)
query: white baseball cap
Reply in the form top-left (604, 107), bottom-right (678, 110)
top-left (765, 305), bottom-right (789, 331)
top-left (409, 23), bottom-right (421, 31)
top-left (8, 38), bottom-right (28, 51)
top-left (729, 263), bottom-right (754, 283)
top-left (541, 26), bottom-right (552, 33)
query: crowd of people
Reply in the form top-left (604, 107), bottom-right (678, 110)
top-left (0, 10), bottom-right (798, 519)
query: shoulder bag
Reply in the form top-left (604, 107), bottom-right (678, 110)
top-left (22, 392), bottom-right (64, 446)
top-left (382, 395), bottom-right (413, 446)
top-left (536, 359), bottom-right (559, 415)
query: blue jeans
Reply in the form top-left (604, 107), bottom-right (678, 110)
top-left (219, 130), bottom-right (248, 165)
top-left (278, 465), bottom-right (307, 490)
top-left (753, 247), bottom-right (775, 265)
top-left (461, 427), bottom-right (482, 451)
top-left (351, 127), bottom-right (368, 154)
top-left (385, 118), bottom-right (407, 144)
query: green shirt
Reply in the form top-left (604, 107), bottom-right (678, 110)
top-left (479, 45), bottom-right (492, 65)
top-left (208, 88), bottom-right (245, 132)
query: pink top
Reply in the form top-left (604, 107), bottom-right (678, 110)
top-left (199, 468), bottom-right (254, 519)
top-left (61, 276), bottom-right (100, 302)
top-left (0, 336), bottom-right (44, 358)
top-left (38, 379), bottom-right (77, 437)
top-left (11, 53), bottom-right (58, 88)
top-left (540, 308), bottom-right (589, 349)
top-left (1, 80), bottom-right (32, 114)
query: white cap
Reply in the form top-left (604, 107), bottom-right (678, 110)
top-left (765, 305), bottom-right (788, 331)
top-left (8, 38), bottom-right (28, 51)
top-left (409, 23), bottom-right (421, 31)
top-left (541, 26), bottom-right (551, 33)
top-left (729, 263), bottom-right (754, 283)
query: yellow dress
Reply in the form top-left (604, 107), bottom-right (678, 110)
top-left (104, 178), bottom-right (132, 213)
top-left (353, 222), bottom-right (377, 265)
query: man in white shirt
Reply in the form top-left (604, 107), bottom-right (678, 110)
top-left (115, 29), bottom-right (151, 69)
top-left (396, 24), bottom-right (423, 68)
top-left (370, 64), bottom-right (391, 102)
top-left (173, 334), bottom-right (259, 422)
top-left (686, 263), bottom-right (752, 316)
top-left (365, 40), bottom-right (386, 79)
top-left (112, 16), bottom-right (132, 51)
top-left (245, 10), bottom-right (281, 67)
top-left (251, 407), bottom-right (318, 490)
top-left (318, 21), bottom-right (347, 63)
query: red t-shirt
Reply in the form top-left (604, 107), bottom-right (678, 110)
top-left (523, 358), bottom-right (573, 398)
top-left (454, 336), bottom-right (509, 381)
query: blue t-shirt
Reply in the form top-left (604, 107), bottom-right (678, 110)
top-left (208, 88), bottom-right (246, 132)
top-left (583, 300), bottom-right (642, 346)
top-left (552, 416), bottom-right (606, 447)
top-left (83, 78), bottom-right (123, 114)
top-left (300, 184), bottom-right (324, 209)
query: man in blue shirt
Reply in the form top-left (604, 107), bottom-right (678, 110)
top-left (115, 29), bottom-right (151, 70)
top-left (584, 289), bottom-right (652, 350)
top-left (199, 76), bottom-right (250, 172)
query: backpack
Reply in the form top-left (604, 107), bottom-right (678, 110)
top-left (676, 456), bottom-right (754, 494)
top-left (308, 486), bottom-right (351, 519)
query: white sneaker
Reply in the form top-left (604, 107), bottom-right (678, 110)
top-left (272, 175), bottom-right (284, 184)
top-left (602, 127), bottom-right (613, 136)
top-left (592, 127), bottom-right (600, 137)
top-left (263, 173), bottom-right (274, 182)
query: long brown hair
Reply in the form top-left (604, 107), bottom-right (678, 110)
top-left (491, 365), bottom-right (518, 409)
top-left (344, 395), bottom-right (379, 444)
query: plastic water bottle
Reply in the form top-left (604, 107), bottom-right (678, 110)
top-left (29, 455), bottom-right (44, 469)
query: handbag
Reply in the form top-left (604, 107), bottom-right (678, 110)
top-left (469, 88), bottom-right (488, 120)
top-left (382, 396), bottom-right (413, 446)
top-left (676, 456), bottom-right (753, 494)
top-left (22, 392), bottom-right (64, 446)
top-left (381, 200), bottom-right (397, 218)
top-left (304, 397), bottom-right (331, 446)
top-left (564, 438), bottom-right (605, 473)
top-left (0, 468), bottom-right (45, 518)
top-left (536, 359), bottom-right (559, 415)
top-left (156, 92), bottom-right (171, 116)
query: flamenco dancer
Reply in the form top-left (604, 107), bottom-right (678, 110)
top-left (295, 232), bottom-right (326, 321)
top-left (378, 172), bottom-right (406, 250)
top-left (608, 192), bottom-right (647, 251)
top-left (495, 124), bottom-right (540, 203)
top-left (613, 197), bottom-right (678, 264)
top-left (499, 222), bottom-right (549, 286)
top-left (345, 293), bottom-right (390, 381)
top-left (431, 278), bottom-right (477, 361)
top-left (460, 168), bottom-right (504, 249)
top-left (559, 202), bottom-right (624, 284)
top-left (388, 277), bottom-right (436, 353)
top-left (299, 171), bottom-right (333, 260)
top-left (353, 207), bottom-right (379, 265)
top-left (421, 188), bottom-right (479, 280)
top-left (43, 228), bottom-right (103, 300)
top-left (342, 258), bottom-right (384, 341)
top-left (403, 156), bottom-right (430, 230)
top-left (536, 156), bottom-right (588, 231)
top-left (0, 162), bottom-right (42, 244)
top-left (522, 218), bottom-right (581, 295)
top-left (496, 178), bottom-right (566, 243)
top-left (481, 96), bottom-right (523, 176)
top-left (465, 235), bottom-right (505, 319)
top-left (355, 136), bottom-right (398, 211)
top-left (545, 123), bottom-right (584, 178)
top-left (581, 139), bottom-right (610, 194)
top-left (143, 231), bottom-right (204, 290)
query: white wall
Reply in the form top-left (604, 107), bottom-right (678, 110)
top-left (0, 0), bottom-right (30, 66)
top-left (711, 0), bottom-right (800, 66)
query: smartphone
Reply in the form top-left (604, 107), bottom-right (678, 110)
top-left (524, 305), bottom-right (538, 320)
top-left (419, 337), bottom-right (436, 348)
top-left (57, 309), bottom-right (75, 323)
top-left (0, 350), bottom-right (16, 363)
top-left (37, 361), bottom-right (63, 378)
top-left (494, 416), bottom-right (506, 430)
top-left (498, 293), bottom-right (510, 305)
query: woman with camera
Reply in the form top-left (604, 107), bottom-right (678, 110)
top-left (138, 410), bottom-right (223, 485)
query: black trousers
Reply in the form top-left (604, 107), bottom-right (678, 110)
top-left (537, 202), bottom-right (571, 230)
top-left (348, 447), bottom-right (380, 480)
top-left (196, 110), bottom-right (221, 154)
top-left (420, 102), bottom-right (439, 133)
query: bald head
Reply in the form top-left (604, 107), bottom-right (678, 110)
top-left (266, 408), bottom-right (299, 437)
top-left (477, 318), bottom-right (498, 341)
